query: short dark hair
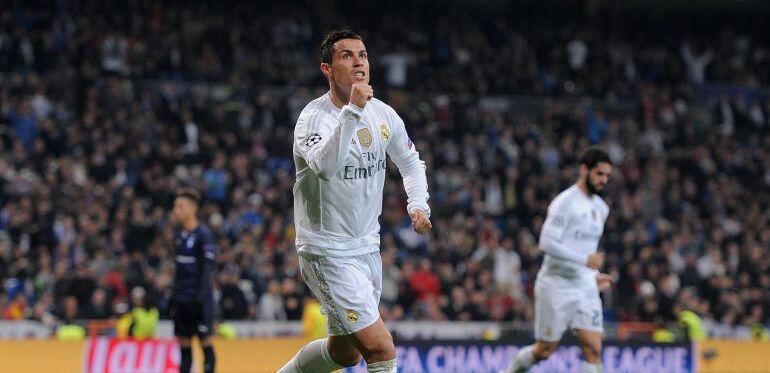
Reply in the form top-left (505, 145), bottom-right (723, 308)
top-left (579, 146), bottom-right (612, 169)
top-left (320, 30), bottom-right (363, 64)
top-left (176, 187), bottom-right (201, 205)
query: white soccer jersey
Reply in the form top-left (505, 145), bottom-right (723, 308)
top-left (293, 92), bottom-right (430, 257)
top-left (538, 184), bottom-right (609, 285)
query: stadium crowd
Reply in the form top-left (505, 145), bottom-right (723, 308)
top-left (0, 0), bottom-right (769, 336)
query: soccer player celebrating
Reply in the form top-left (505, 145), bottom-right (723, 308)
top-left (502, 147), bottom-right (614, 373)
top-left (171, 188), bottom-right (217, 373)
top-left (278, 30), bottom-right (432, 373)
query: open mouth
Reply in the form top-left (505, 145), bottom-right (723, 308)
top-left (353, 71), bottom-right (366, 79)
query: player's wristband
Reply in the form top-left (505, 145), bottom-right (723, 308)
top-left (344, 103), bottom-right (365, 117)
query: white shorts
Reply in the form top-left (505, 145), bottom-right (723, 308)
top-left (298, 250), bottom-right (382, 336)
top-left (534, 275), bottom-right (603, 342)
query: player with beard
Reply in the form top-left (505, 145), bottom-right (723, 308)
top-left (278, 30), bottom-right (431, 373)
top-left (502, 147), bottom-right (614, 373)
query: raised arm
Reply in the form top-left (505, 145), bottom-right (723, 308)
top-left (294, 105), bottom-right (363, 179)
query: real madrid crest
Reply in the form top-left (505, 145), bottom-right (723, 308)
top-left (346, 309), bottom-right (359, 323)
top-left (379, 123), bottom-right (390, 141)
top-left (357, 128), bottom-right (373, 148)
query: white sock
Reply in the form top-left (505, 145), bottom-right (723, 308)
top-left (502, 345), bottom-right (536, 373)
top-left (276, 339), bottom-right (343, 373)
top-left (367, 358), bottom-right (397, 372)
top-left (581, 361), bottom-right (601, 373)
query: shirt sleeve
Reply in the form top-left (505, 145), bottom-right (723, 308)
top-left (539, 234), bottom-right (589, 265)
top-left (294, 104), bottom-right (364, 180)
top-left (539, 197), bottom-right (588, 265)
top-left (197, 230), bottom-right (217, 302)
top-left (541, 200), bottom-right (569, 241)
top-left (385, 111), bottom-right (430, 216)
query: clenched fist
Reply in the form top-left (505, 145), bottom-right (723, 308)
top-left (350, 83), bottom-right (373, 109)
top-left (596, 273), bottom-right (613, 291)
top-left (587, 252), bottom-right (605, 270)
top-left (410, 209), bottom-right (432, 234)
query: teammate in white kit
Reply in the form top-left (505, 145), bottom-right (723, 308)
top-left (502, 147), bottom-right (614, 373)
top-left (278, 30), bottom-right (432, 373)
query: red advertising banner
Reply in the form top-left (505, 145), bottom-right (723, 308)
top-left (84, 338), bottom-right (180, 373)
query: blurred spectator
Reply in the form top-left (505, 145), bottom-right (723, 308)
top-left (409, 258), bottom-right (441, 301)
top-left (55, 296), bottom-right (80, 325)
top-left (258, 280), bottom-right (287, 321)
top-left (301, 298), bottom-right (327, 341)
top-left (219, 271), bottom-right (248, 320)
top-left (83, 288), bottom-right (111, 320)
top-left (679, 309), bottom-right (707, 342)
top-left (681, 42), bottom-right (715, 85)
top-left (116, 287), bottom-right (158, 339)
top-left (3, 293), bottom-right (27, 320)
top-left (129, 286), bottom-right (159, 339)
top-left (751, 324), bottom-right (769, 341)
top-left (203, 152), bottom-right (231, 203)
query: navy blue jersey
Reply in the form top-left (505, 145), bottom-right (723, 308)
top-left (173, 224), bottom-right (216, 303)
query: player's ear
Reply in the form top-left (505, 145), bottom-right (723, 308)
top-left (320, 62), bottom-right (332, 78)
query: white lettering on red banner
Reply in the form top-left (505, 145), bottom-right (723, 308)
top-left (84, 338), bottom-right (181, 373)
